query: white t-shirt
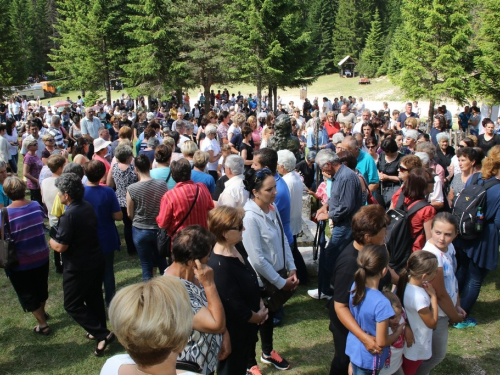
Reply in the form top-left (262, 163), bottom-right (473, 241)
top-left (201, 137), bottom-right (221, 171)
top-left (403, 284), bottom-right (433, 361)
top-left (379, 314), bottom-right (405, 375)
top-left (428, 175), bottom-right (444, 203)
top-left (282, 171), bottom-right (304, 235)
top-left (423, 241), bottom-right (458, 317)
top-left (41, 176), bottom-right (59, 227)
top-left (100, 354), bottom-right (199, 375)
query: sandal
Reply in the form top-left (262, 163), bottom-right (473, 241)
top-left (33, 325), bottom-right (50, 336)
top-left (86, 333), bottom-right (96, 340)
top-left (94, 332), bottom-right (115, 357)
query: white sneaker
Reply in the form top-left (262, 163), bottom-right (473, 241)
top-left (307, 289), bottom-right (332, 300)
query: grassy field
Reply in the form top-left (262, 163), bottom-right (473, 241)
top-left (39, 74), bottom-right (405, 106)
top-left (0, 220), bottom-right (499, 375)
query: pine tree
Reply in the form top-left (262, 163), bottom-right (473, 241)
top-left (392, 0), bottom-right (472, 122)
top-left (332, 0), bottom-right (359, 61)
top-left (50, 0), bottom-right (129, 103)
top-left (473, 0), bottom-right (500, 102)
top-left (9, 0), bottom-right (38, 77)
top-left (0, 0), bottom-right (25, 97)
top-left (358, 9), bottom-right (384, 77)
top-left (318, 0), bottom-right (337, 74)
top-left (122, 0), bottom-right (180, 97)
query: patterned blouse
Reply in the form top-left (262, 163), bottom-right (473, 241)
top-left (178, 278), bottom-right (222, 374)
top-left (111, 163), bottom-right (137, 207)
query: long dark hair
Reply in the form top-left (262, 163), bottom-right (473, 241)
top-left (396, 251), bottom-right (438, 307)
top-left (351, 245), bottom-right (389, 306)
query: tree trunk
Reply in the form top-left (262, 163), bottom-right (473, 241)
top-left (427, 98), bottom-right (435, 133)
top-left (273, 85), bottom-right (278, 113)
top-left (103, 38), bottom-right (111, 105)
top-left (256, 73), bottom-right (262, 115)
top-left (268, 84), bottom-right (273, 112)
top-left (176, 88), bottom-right (183, 108)
top-left (203, 84), bottom-right (211, 114)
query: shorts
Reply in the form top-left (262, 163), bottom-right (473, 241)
top-left (8, 261), bottom-right (49, 312)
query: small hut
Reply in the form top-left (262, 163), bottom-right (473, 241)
top-left (338, 56), bottom-right (356, 78)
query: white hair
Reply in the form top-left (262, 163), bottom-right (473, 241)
top-left (315, 149), bottom-right (339, 168)
top-left (436, 132), bottom-right (450, 143)
top-left (332, 132), bottom-right (345, 145)
top-left (405, 129), bottom-right (419, 141)
top-left (205, 124), bottom-right (218, 135)
top-left (277, 150), bottom-right (297, 172)
top-left (225, 155), bottom-right (244, 175)
top-left (415, 152), bottom-right (430, 166)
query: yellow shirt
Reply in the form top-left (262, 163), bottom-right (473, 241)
top-left (50, 193), bottom-right (66, 218)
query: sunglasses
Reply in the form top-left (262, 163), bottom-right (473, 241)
top-left (46, 139), bottom-right (55, 142)
top-left (229, 223), bottom-right (244, 232)
top-left (428, 180), bottom-right (435, 184)
top-left (399, 166), bottom-right (408, 172)
top-left (458, 145), bottom-right (465, 148)
top-left (366, 145), bottom-right (377, 149)
top-left (255, 168), bottom-right (272, 179)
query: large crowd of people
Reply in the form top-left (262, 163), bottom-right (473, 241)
top-left (1, 91), bottom-right (500, 375)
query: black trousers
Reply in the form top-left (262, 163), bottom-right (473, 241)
top-left (218, 321), bottom-right (258, 375)
top-left (292, 235), bottom-right (309, 285)
top-left (329, 320), bottom-right (349, 375)
top-left (63, 264), bottom-right (110, 341)
top-left (248, 292), bottom-right (275, 368)
top-left (121, 207), bottom-right (136, 254)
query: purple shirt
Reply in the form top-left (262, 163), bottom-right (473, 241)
top-left (23, 153), bottom-right (43, 189)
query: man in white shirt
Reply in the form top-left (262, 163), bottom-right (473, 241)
top-left (337, 104), bottom-right (356, 126)
top-left (322, 97), bottom-right (332, 114)
top-left (176, 120), bottom-right (190, 148)
top-left (81, 107), bottom-right (102, 140)
top-left (0, 124), bottom-right (10, 164)
top-left (44, 108), bottom-right (54, 127)
top-left (353, 109), bottom-right (371, 134)
top-left (217, 155), bottom-right (249, 208)
top-left (8, 99), bottom-right (21, 121)
top-left (21, 122), bottom-right (45, 158)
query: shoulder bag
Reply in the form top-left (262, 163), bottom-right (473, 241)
top-left (157, 186), bottom-right (199, 258)
top-left (258, 211), bottom-right (295, 312)
top-left (0, 208), bottom-right (18, 269)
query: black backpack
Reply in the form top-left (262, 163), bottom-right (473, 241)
top-left (385, 193), bottom-right (430, 272)
top-left (452, 173), bottom-right (500, 240)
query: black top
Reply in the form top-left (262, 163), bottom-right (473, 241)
top-left (55, 200), bottom-right (104, 271)
top-left (436, 146), bottom-right (455, 168)
top-left (377, 152), bottom-right (402, 187)
top-left (212, 175), bottom-right (229, 201)
top-left (239, 142), bottom-right (253, 170)
top-left (328, 242), bottom-right (392, 333)
top-left (119, 119), bottom-right (132, 128)
top-left (295, 160), bottom-right (315, 189)
top-left (477, 134), bottom-right (500, 155)
top-left (134, 121), bottom-right (148, 136)
top-left (208, 243), bottom-right (260, 325)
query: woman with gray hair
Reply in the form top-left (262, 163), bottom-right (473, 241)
top-left (200, 124), bottom-right (222, 181)
top-left (435, 132), bottom-right (455, 181)
top-left (277, 150), bottom-right (309, 284)
top-left (404, 129), bottom-right (419, 154)
top-left (416, 141), bottom-right (445, 185)
top-left (49, 173), bottom-right (114, 356)
top-left (217, 155), bottom-right (248, 208)
top-left (181, 140), bottom-right (199, 167)
top-left (191, 151), bottom-right (215, 194)
top-left (107, 143), bottom-right (138, 255)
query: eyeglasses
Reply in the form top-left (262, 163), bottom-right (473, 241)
top-left (46, 139), bottom-right (55, 142)
top-left (229, 223), bottom-right (244, 231)
top-left (399, 166), bottom-right (408, 172)
top-left (366, 145), bottom-right (377, 149)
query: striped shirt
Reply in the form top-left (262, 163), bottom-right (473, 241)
top-left (127, 179), bottom-right (168, 229)
top-left (156, 181), bottom-right (214, 234)
top-left (6, 202), bottom-right (49, 271)
top-left (48, 126), bottom-right (64, 148)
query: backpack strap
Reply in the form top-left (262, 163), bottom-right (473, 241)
top-left (165, 171), bottom-right (171, 183)
top-left (481, 178), bottom-right (500, 190)
top-left (470, 173), bottom-right (480, 186)
top-left (395, 189), bottom-right (405, 210)
top-left (406, 200), bottom-right (430, 216)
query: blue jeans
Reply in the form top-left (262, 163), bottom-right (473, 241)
top-left (351, 363), bottom-right (379, 375)
top-left (132, 227), bottom-right (168, 281)
top-left (456, 248), bottom-right (489, 315)
top-left (103, 251), bottom-right (115, 307)
top-left (318, 223), bottom-right (352, 296)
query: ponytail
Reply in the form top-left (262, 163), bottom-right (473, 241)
top-left (351, 245), bottom-right (389, 306)
top-left (396, 268), bottom-right (409, 308)
top-left (397, 251), bottom-right (438, 307)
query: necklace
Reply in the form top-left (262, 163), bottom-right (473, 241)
top-left (135, 366), bottom-right (153, 375)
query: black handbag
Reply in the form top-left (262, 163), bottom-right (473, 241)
top-left (259, 213), bottom-right (295, 312)
top-left (157, 186), bottom-right (199, 258)
top-left (0, 208), bottom-right (19, 270)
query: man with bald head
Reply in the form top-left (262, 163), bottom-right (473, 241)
top-left (337, 136), bottom-right (379, 192)
top-left (336, 104), bottom-right (356, 125)
top-left (353, 109), bottom-right (371, 134)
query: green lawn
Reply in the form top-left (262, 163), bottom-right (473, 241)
top-left (39, 74), bottom-right (405, 106)
top-left (0, 226), bottom-right (499, 374)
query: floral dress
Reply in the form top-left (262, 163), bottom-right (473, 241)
top-left (111, 163), bottom-right (137, 207)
